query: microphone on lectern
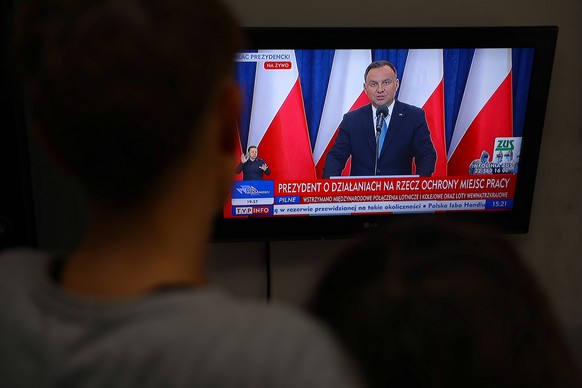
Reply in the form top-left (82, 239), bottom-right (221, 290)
top-left (375, 105), bottom-right (388, 134)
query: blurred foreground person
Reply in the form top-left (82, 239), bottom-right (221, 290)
top-left (0, 1), bottom-right (361, 387)
top-left (309, 218), bottom-right (581, 388)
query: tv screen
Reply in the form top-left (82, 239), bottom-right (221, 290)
top-left (212, 26), bottom-right (558, 241)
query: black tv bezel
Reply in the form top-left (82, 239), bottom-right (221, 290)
top-left (212, 26), bottom-right (559, 241)
top-left (0, 1), bottom-right (37, 249)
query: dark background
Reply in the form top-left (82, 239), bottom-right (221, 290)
top-left (3, 0), bottom-right (580, 363)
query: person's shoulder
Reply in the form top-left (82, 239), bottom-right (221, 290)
top-left (342, 104), bottom-right (372, 126)
top-left (0, 249), bottom-right (52, 309)
top-left (0, 248), bottom-right (50, 279)
top-left (139, 291), bottom-right (363, 387)
top-left (226, 297), bottom-right (363, 387)
top-left (0, 247), bottom-right (48, 260)
top-left (160, 290), bottom-right (333, 339)
top-left (395, 99), bottom-right (424, 115)
top-left (343, 104), bottom-right (371, 118)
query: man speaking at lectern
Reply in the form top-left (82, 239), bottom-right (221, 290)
top-left (322, 60), bottom-right (436, 178)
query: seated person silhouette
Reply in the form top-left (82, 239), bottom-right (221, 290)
top-left (308, 218), bottom-right (581, 388)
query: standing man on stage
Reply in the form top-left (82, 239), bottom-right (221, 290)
top-left (323, 60), bottom-right (436, 178)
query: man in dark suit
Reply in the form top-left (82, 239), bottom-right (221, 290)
top-left (235, 145), bottom-right (271, 180)
top-left (322, 60), bottom-right (436, 178)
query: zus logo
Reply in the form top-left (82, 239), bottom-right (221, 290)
top-left (495, 139), bottom-right (514, 151)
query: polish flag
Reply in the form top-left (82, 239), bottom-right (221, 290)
top-left (223, 126), bottom-right (244, 218)
top-left (447, 49), bottom-right (513, 176)
top-left (313, 49), bottom-right (372, 178)
top-left (233, 125), bottom-right (244, 181)
top-left (398, 49), bottom-right (447, 176)
top-left (247, 50), bottom-right (315, 180)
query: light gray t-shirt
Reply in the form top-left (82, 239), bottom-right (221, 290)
top-left (0, 249), bottom-right (362, 388)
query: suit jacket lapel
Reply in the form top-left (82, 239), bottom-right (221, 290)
top-left (383, 100), bottom-right (405, 152)
top-left (362, 104), bottom-right (377, 153)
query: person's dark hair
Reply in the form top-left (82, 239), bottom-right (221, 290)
top-left (13, 0), bottom-right (243, 209)
top-left (247, 145), bottom-right (257, 152)
top-left (308, 218), bottom-right (581, 388)
top-left (364, 60), bottom-right (398, 81)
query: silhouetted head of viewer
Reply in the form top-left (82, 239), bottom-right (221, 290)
top-left (308, 218), bottom-right (581, 388)
top-left (14, 0), bottom-right (243, 213)
top-left (2, 3), bottom-right (364, 388)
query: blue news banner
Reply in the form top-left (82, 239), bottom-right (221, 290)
top-left (231, 180), bottom-right (275, 216)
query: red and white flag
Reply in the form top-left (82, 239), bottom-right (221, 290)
top-left (247, 50), bottom-right (315, 180)
top-left (313, 49), bottom-right (371, 178)
top-left (447, 48), bottom-right (513, 176)
top-left (223, 125), bottom-right (244, 218)
top-left (233, 125), bottom-right (244, 181)
top-left (398, 49), bottom-right (447, 176)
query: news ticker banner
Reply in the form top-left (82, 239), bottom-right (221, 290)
top-left (227, 175), bottom-right (516, 217)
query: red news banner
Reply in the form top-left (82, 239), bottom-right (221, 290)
top-left (274, 175), bottom-right (516, 215)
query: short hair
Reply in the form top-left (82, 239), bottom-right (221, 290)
top-left (247, 145), bottom-right (257, 152)
top-left (364, 60), bottom-right (398, 82)
top-left (13, 0), bottom-right (243, 209)
top-left (309, 218), bottom-right (581, 388)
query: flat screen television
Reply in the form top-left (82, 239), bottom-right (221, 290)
top-left (212, 26), bottom-right (558, 241)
